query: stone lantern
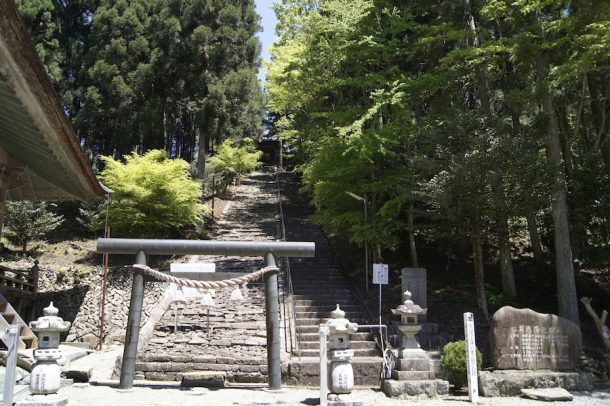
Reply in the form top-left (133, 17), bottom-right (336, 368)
top-left (391, 290), bottom-right (427, 358)
top-left (326, 304), bottom-right (360, 404)
top-left (18, 302), bottom-right (70, 406)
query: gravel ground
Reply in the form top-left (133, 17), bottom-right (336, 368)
top-left (57, 382), bottom-right (610, 406)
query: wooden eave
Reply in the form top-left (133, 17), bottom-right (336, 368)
top-left (0, 0), bottom-right (104, 201)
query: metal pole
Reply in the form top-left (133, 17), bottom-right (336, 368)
top-left (379, 283), bottom-right (382, 326)
top-left (119, 250), bottom-right (146, 390)
top-left (364, 198), bottom-right (369, 292)
top-left (264, 253), bottom-right (281, 390)
top-left (97, 239), bottom-right (315, 257)
top-left (3, 324), bottom-right (19, 406)
top-left (98, 225), bottom-right (110, 351)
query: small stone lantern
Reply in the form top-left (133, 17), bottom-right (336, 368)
top-left (18, 302), bottom-right (70, 406)
top-left (391, 290), bottom-right (427, 357)
top-left (326, 304), bottom-right (361, 404)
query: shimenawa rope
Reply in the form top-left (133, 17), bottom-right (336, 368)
top-left (130, 263), bottom-right (278, 290)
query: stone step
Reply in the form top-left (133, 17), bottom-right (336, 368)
top-left (294, 304), bottom-right (360, 312)
top-left (293, 311), bottom-right (362, 319)
top-left (296, 318), bottom-right (368, 326)
top-left (293, 289), bottom-right (352, 295)
top-left (297, 348), bottom-right (381, 357)
top-left (297, 332), bottom-right (374, 342)
top-left (298, 340), bottom-right (378, 350)
top-left (294, 298), bottom-right (355, 306)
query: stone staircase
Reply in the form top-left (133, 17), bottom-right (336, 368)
top-left (0, 293), bottom-right (38, 350)
top-left (279, 172), bottom-right (383, 386)
top-left (136, 167), bottom-right (279, 384)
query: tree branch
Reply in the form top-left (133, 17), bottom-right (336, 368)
top-left (581, 297), bottom-right (610, 353)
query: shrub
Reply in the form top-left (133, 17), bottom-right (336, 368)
top-left (440, 340), bottom-right (482, 389)
top-left (5, 202), bottom-right (64, 252)
top-left (207, 138), bottom-right (262, 179)
top-left (95, 149), bottom-right (208, 237)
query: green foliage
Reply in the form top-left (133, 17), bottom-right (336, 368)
top-left (441, 340), bottom-right (482, 389)
top-left (96, 149), bottom-right (208, 236)
top-left (5, 202), bottom-right (64, 252)
top-left (268, 0), bottom-right (610, 317)
top-left (207, 138), bottom-right (263, 178)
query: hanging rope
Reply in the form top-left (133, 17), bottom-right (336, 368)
top-left (130, 263), bottom-right (278, 290)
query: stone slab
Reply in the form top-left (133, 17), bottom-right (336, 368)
top-left (491, 306), bottom-right (582, 370)
top-left (15, 394), bottom-right (69, 406)
top-left (181, 371), bottom-right (226, 387)
top-left (392, 370), bottom-right (430, 380)
top-left (327, 394), bottom-right (364, 406)
top-left (401, 268), bottom-right (427, 323)
top-left (383, 379), bottom-right (448, 398)
top-left (521, 387), bottom-right (574, 401)
top-left (63, 367), bottom-right (92, 382)
top-left (478, 370), bottom-right (593, 397)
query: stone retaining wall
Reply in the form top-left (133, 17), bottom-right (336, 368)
top-left (35, 264), bottom-right (166, 347)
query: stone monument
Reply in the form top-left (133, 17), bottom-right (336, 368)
top-left (491, 306), bottom-right (581, 370)
top-left (479, 306), bottom-right (593, 396)
top-left (401, 268), bottom-right (426, 322)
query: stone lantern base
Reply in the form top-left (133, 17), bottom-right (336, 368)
top-left (16, 394), bottom-right (68, 406)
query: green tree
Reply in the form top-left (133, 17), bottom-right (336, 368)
top-left (207, 138), bottom-right (263, 179)
top-left (96, 149), bottom-right (207, 236)
top-left (5, 202), bottom-right (64, 252)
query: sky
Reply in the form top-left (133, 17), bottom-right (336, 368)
top-left (254, 0), bottom-right (278, 84)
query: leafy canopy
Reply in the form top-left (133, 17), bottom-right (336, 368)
top-left (97, 149), bottom-right (207, 236)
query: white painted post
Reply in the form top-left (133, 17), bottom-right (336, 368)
top-left (319, 324), bottom-right (328, 406)
top-left (463, 312), bottom-right (479, 403)
top-left (3, 324), bottom-right (19, 406)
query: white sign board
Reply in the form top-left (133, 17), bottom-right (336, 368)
top-left (373, 263), bottom-right (388, 285)
top-left (169, 263), bottom-right (215, 300)
top-left (170, 262), bottom-right (215, 273)
top-left (463, 312), bottom-right (479, 403)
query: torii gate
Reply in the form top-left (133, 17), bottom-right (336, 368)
top-left (96, 238), bottom-right (315, 391)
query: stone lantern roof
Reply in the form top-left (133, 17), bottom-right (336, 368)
top-left (327, 304), bottom-right (358, 333)
top-left (29, 302), bottom-right (70, 333)
top-left (391, 291), bottom-right (427, 316)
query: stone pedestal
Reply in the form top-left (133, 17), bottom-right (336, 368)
top-left (479, 370), bottom-right (593, 397)
top-left (327, 393), bottom-right (364, 406)
top-left (15, 394), bottom-right (69, 406)
top-left (383, 379), bottom-right (449, 399)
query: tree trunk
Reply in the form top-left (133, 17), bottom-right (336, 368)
top-left (497, 212), bottom-right (516, 301)
top-left (472, 219), bottom-right (489, 320)
top-left (587, 74), bottom-right (610, 176)
top-left (408, 203), bottom-right (418, 268)
top-left (526, 208), bottom-right (546, 267)
top-left (537, 53), bottom-right (580, 325)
